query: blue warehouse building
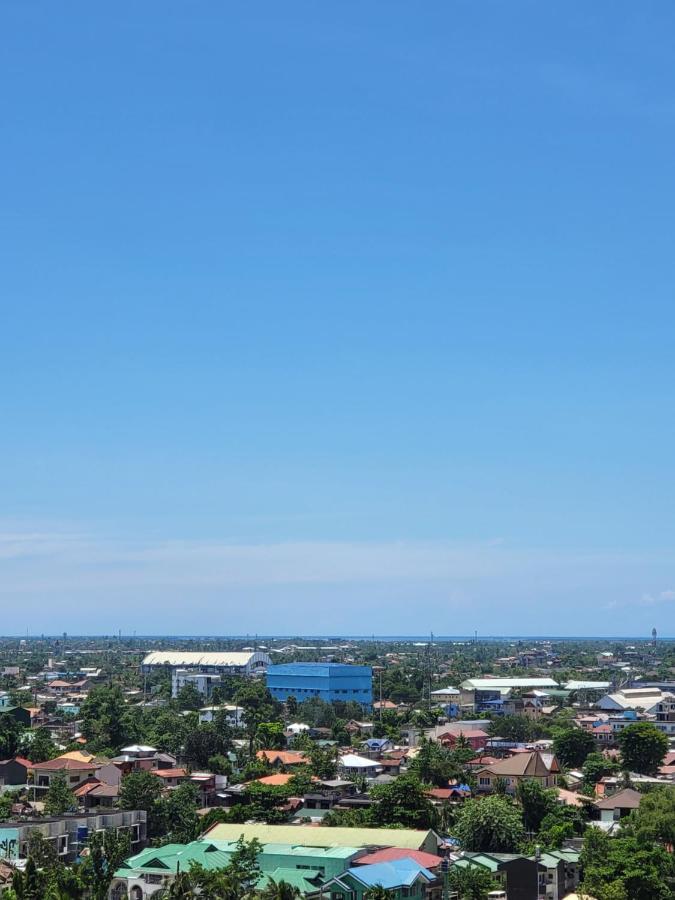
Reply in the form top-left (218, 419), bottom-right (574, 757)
top-left (266, 663), bottom-right (373, 708)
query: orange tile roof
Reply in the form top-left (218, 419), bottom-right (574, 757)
top-left (30, 750), bottom-right (99, 772)
top-left (154, 768), bottom-right (187, 779)
top-left (251, 773), bottom-right (295, 787)
top-left (256, 750), bottom-right (308, 766)
top-left (248, 773), bottom-right (318, 787)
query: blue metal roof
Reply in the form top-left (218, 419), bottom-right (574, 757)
top-left (345, 857), bottom-right (434, 888)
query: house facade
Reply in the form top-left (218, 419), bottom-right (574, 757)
top-left (475, 751), bottom-right (560, 794)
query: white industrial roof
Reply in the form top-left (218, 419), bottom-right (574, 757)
top-left (597, 688), bottom-right (666, 710)
top-left (339, 753), bottom-right (380, 769)
top-left (461, 677), bottom-right (558, 690)
top-left (431, 686), bottom-right (459, 695)
top-left (142, 651), bottom-right (269, 667)
top-left (565, 680), bottom-right (611, 691)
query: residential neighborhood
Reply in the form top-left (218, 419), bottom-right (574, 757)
top-left (0, 635), bottom-right (669, 897)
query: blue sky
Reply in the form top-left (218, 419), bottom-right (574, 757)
top-left (2, 3), bottom-right (675, 635)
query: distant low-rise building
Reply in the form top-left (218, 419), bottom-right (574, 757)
top-left (141, 651), bottom-right (271, 699)
top-left (266, 663), bottom-right (373, 708)
top-left (29, 751), bottom-right (121, 801)
top-left (0, 810), bottom-right (146, 863)
top-left (595, 687), bottom-right (665, 714)
top-left (198, 704), bottom-right (244, 727)
top-left (459, 678), bottom-right (558, 714)
top-left (595, 787), bottom-right (643, 824)
top-left (438, 728), bottom-right (489, 752)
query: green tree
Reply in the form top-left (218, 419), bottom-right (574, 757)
top-left (176, 683), bottom-right (205, 711)
top-left (10, 856), bottom-right (45, 900)
top-left (580, 827), bottom-right (673, 900)
top-left (207, 753), bottom-right (232, 776)
top-left (44, 771), bottom-right (76, 815)
top-left (581, 751), bottom-right (619, 788)
top-left (258, 879), bottom-right (301, 899)
top-left (80, 828), bottom-right (131, 900)
top-left (118, 770), bottom-right (166, 838)
top-left (308, 744), bottom-right (337, 780)
top-left (363, 887), bottom-right (395, 900)
top-left (453, 796), bottom-right (525, 852)
top-left (488, 715), bottom-right (540, 743)
top-left (24, 727), bottom-right (57, 763)
top-left (624, 785), bottom-right (675, 847)
top-left (184, 723), bottom-right (231, 769)
top-left (255, 721), bottom-right (286, 750)
top-left (552, 727), bottom-right (596, 768)
top-left (218, 836), bottom-right (262, 895)
top-left (618, 722), bottom-right (668, 775)
top-left (446, 864), bottom-right (500, 899)
top-left (516, 778), bottom-right (558, 833)
top-left (80, 685), bottom-right (128, 751)
top-left (146, 708), bottom-right (192, 756)
top-left (155, 870), bottom-right (197, 899)
top-left (235, 682), bottom-right (281, 754)
top-left (0, 715), bottom-right (24, 759)
top-left (369, 774), bottom-right (437, 829)
top-left (407, 738), bottom-right (459, 787)
top-left (165, 781), bottom-right (200, 843)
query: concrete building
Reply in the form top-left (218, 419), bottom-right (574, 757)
top-left (266, 662), bottom-right (373, 708)
top-left (654, 693), bottom-right (675, 737)
top-left (459, 678), bottom-right (558, 714)
top-left (140, 651), bottom-right (271, 699)
top-left (198, 704), bottom-right (244, 727)
top-left (0, 810), bottom-right (146, 863)
top-left (450, 848), bottom-right (581, 900)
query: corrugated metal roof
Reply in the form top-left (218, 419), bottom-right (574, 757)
top-left (141, 651), bottom-right (269, 667)
top-left (461, 677), bottom-right (558, 690)
top-left (205, 823), bottom-right (437, 851)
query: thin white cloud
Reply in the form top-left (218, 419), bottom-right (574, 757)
top-left (1, 522), bottom-right (675, 635)
top-left (639, 589), bottom-right (675, 607)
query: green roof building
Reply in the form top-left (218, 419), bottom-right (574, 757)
top-left (110, 838), bottom-right (362, 899)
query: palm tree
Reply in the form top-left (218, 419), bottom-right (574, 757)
top-left (153, 872), bottom-right (197, 899)
top-left (363, 886), bottom-right (396, 900)
top-left (258, 879), bottom-right (301, 899)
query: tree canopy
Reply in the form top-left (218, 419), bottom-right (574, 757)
top-left (618, 722), bottom-right (668, 775)
top-left (453, 795), bottom-right (525, 853)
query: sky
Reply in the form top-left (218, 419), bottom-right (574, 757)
top-left (2, 2), bottom-right (675, 636)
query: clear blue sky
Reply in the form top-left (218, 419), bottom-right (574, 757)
top-left (2, 2), bottom-right (675, 635)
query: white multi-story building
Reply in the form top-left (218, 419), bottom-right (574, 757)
top-left (141, 651), bottom-right (271, 699)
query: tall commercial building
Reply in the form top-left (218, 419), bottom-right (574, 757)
top-left (266, 663), bottom-right (373, 708)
